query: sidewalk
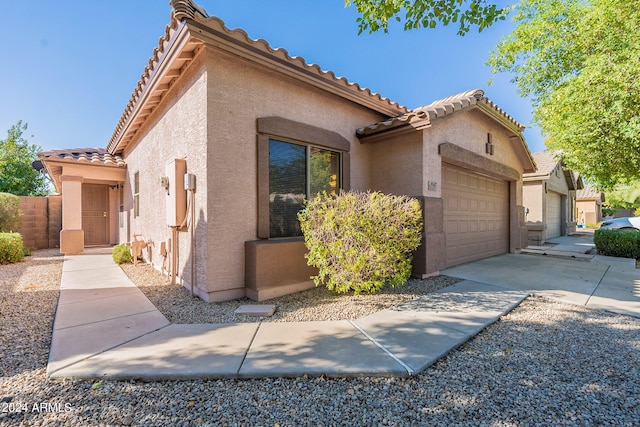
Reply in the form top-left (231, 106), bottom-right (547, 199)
top-left (47, 232), bottom-right (640, 380)
top-left (47, 254), bottom-right (526, 380)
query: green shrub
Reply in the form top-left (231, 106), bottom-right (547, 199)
top-left (112, 243), bottom-right (133, 264)
top-left (594, 229), bottom-right (640, 259)
top-left (298, 190), bottom-right (423, 294)
top-left (0, 232), bottom-right (25, 264)
top-left (0, 192), bottom-right (21, 232)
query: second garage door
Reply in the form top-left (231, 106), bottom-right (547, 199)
top-left (443, 163), bottom-right (510, 268)
top-left (545, 191), bottom-right (562, 240)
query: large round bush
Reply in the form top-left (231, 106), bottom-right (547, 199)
top-left (298, 191), bottom-right (423, 294)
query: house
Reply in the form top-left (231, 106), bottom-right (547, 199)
top-left (577, 185), bottom-right (605, 225)
top-left (38, 0), bottom-right (535, 302)
top-left (522, 151), bottom-right (583, 245)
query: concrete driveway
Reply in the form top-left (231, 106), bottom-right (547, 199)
top-left (442, 233), bottom-right (640, 318)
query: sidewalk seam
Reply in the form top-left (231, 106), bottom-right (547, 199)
top-left (585, 264), bottom-right (610, 307)
top-left (236, 322), bottom-right (261, 375)
top-left (349, 320), bottom-right (415, 376)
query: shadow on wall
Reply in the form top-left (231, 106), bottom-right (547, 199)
top-left (180, 208), bottom-right (206, 299)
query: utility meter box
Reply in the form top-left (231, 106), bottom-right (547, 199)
top-left (165, 159), bottom-right (187, 227)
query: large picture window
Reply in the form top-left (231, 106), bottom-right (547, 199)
top-left (269, 139), bottom-right (340, 238)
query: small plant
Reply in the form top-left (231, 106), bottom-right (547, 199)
top-left (112, 243), bottom-right (133, 264)
top-left (0, 232), bottom-right (26, 264)
top-left (298, 190), bottom-right (423, 294)
top-left (594, 229), bottom-right (640, 259)
top-left (0, 193), bottom-right (21, 232)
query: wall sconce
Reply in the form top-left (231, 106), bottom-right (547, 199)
top-left (160, 176), bottom-right (170, 194)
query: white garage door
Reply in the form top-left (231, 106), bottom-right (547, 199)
top-left (443, 163), bottom-right (510, 268)
top-left (545, 191), bottom-right (562, 240)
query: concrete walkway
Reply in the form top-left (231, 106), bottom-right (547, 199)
top-left (445, 232), bottom-right (640, 319)
top-left (47, 233), bottom-right (640, 380)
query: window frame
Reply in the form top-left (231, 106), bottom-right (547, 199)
top-left (133, 171), bottom-right (140, 218)
top-left (257, 117), bottom-right (351, 239)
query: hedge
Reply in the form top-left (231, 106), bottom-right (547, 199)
top-left (594, 228), bottom-right (640, 259)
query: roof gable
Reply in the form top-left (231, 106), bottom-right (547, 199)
top-left (357, 89), bottom-right (536, 173)
top-left (107, 0), bottom-right (406, 154)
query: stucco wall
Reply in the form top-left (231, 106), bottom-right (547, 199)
top-left (422, 110), bottom-right (526, 201)
top-left (523, 182), bottom-right (543, 223)
top-left (121, 52), bottom-right (209, 298)
top-left (201, 47), bottom-right (385, 301)
top-left (368, 131), bottom-right (423, 196)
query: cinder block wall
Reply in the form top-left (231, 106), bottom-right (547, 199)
top-left (18, 195), bottom-right (62, 249)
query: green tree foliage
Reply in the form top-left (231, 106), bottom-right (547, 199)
top-left (346, 0), bottom-right (508, 34)
top-left (0, 193), bottom-right (22, 232)
top-left (488, 0), bottom-right (640, 189)
top-left (0, 121), bottom-right (49, 196)
top-left (298, 191), bottom-right (423, 294)
top-left (604, 181), bottom-right (640, 211)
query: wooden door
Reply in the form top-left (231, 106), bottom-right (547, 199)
top-left (83, 184), bottom-right (109, 246)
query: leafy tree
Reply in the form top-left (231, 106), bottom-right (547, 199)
top-left (603, 181), bottom-right (640, 211)
top-left (0, 121), bottom-right (49, 196)
top-left (488, 0), bottom-right (640, 189)
top-left (345, 0), bottom-right (508, 35)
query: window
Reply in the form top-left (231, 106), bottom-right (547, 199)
top-left (133, 172), bottom-right (140, 218)
top-left (257, 117), bottom-right (350, 239)
top-left (269, 139), bottom-right (340, 238)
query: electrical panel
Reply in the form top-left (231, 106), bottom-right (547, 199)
top-left (165, 159), bottom-right (187, 227)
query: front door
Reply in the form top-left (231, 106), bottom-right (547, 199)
top-left (83, 184), bottom-right (109, 246)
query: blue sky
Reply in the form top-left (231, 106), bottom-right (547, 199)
top-left (0, 0), bottom-right (546, 154)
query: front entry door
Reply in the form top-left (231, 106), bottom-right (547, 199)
top-left (82, 184), bottom-right (109, 246)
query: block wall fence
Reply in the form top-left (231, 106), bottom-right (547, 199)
top-left (18, 195), bottom-right (62, 249)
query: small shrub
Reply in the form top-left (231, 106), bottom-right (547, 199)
top-left (0, 192), bottom-right (21, 232)
top-left (594, 228), bottom-right (640, 259)
top-left (298, 190), bottom-right (423, 294)
top-left (112, 243), bottom-right (132, 264)
top-left (0, 232), bottom-right (25, 264)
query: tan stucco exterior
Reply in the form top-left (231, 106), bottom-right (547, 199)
top-left (577, 185), bottom-right (605, 225)
top-left (523, 152), bottom-right (582, 245)
top-left (39, 0), bottom-right (536, 302)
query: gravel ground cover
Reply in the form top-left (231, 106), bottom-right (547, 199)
top-left (120, 264), bottom-right (460, 323)
top-left (1, 250), bottom-right (639, 426)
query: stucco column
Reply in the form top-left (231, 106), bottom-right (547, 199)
top-left (60, 175), bottom-right (84, 254)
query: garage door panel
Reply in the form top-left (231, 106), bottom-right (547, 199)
top-left (546, 191), bottom-right (562, 239)
top-left (443, 164), bottom-right (509, 268)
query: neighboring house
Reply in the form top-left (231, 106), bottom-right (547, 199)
top-left (577, 185), bottom-right (605, 225)
top-left (522, 151), bottom-right (583, 245)
top-left (38, 0), bottom-right (535, 302)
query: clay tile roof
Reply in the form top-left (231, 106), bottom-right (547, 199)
top-left (357, 88), bottom-right (526, 139)
top-left (415, 89), bottom-right (524, 130)
top-left (38, 148), bottom-right (125, 168)
top-left (108, 0), bottom-right (406, 153)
